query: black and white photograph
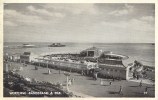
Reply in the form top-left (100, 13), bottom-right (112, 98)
top-left (3, 3), bottom-right (155, 97)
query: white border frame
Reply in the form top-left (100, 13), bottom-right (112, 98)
top-left (0, 0), bottom-right (157, 100)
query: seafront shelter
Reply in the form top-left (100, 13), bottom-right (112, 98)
top-left (20, 52), bottom-right (37, 63)
top-left (98, 52), bottom-right (128, 79)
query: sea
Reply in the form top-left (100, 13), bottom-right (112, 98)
top-left (3, 42), bottom-right (155, 67)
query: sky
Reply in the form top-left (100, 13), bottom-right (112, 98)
top-left (4, 3), bottom-right (155, 43)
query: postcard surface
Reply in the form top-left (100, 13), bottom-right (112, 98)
top-left (1, 0), bottom-right (157, 98)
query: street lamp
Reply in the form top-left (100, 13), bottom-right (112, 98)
top-left (38, 59), bottom-right (40, 67)
top-left (64, 72), bottom-right (71, 92)
top-left (47, 60), bottom-right (51, 74)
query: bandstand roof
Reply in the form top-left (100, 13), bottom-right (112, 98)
top-left (100, 52), bottom-right (129, 60)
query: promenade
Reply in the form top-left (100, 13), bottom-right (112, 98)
top-left (9, 62), bottom-right (155, 97)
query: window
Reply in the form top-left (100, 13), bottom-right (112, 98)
top-left (80, 52), bottom-right (87, 57)
top-left (115, 69), bottom-right (117, 72)
top-left (87, 51), bottom-right (94, 57)
top-left (120, 70), bottom-right (125, 73)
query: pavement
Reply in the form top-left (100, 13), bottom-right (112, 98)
top-left (128, 78), bottom-right (154, 85)
top-left (5, 62), bottom-right (155, 97)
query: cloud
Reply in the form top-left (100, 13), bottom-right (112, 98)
top-left (27, 5), bottom-right (52, 16)
top-left (4, 4), bottom-right (154, 43)
top-left (128, 18), bottom-right (154, 31)
top-left (4, 9), bottom-right (47, 25)
top-left (4, 21), bottom-right (17, 26)
top-left (43, 4), bottom-right (98, 15)
top-left (90, 17), bottom-right (154, 43)
top-left (101, 17), bottom-right (154, 33)
top-left (27, 5), bottom-right (65, 18)
top-left (109, 4), bottom-right (134, 16)
top-left (140, 16), bottom-right (154, 22)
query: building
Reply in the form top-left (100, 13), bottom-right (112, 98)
top-left (79, 47), bottom-right (105, 62)
top-left (33, 47), bottom-right (130, 80)
top-left (20, 52), bottom-right (37, 63)
top-left (80, 47), bottom-right (129, 79)
top-left (80, 47), bottom-right (103, 57)
top-left (98, 52), bottom-right (129, 79)
top-left (11, 54), bottom-right (21, 62)
top-left (3, 53), bottom-right (20, 62)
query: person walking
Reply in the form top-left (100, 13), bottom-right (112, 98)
top-left (100, 78), bottom-right (103, 85)
top-left (35, 66), bottom-right (38, 70)
top-left (118, 86), bottom-right (123, 95)
top-left (81, 70), bottom-right (84, 76)
top-left (93, 72), bottom-right (98, 80)
top-left (112, 78), bottom-right (115, 82)
top-left (139, 80), bottom-right (142, 87)
top-left (71, 78), bottom-right (75, 85)
top-left (48, 69), bottom-right (51, 74)
top-left (144, 86), bottom-right (148, 95)
top-left (68, 79), bottom-right (72, 86)
top-left (137, 75), bottom-right (139, 80)
top-left (109, 81), bottom-right (112, 85)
